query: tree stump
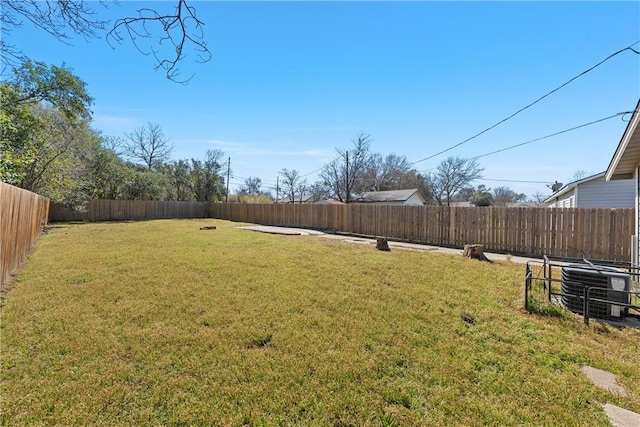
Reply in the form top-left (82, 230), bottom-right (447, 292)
top-left (463, 244), bottom-right (490, 262)
top-left (376, 237), bottom-right (391, 251)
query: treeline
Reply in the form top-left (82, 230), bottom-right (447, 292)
top-left (1, 61), bottom-right (228, 210)
top-left (2, 61), bottom-right (538, 210)
top-left (277, 133), bottom-right (535, 206)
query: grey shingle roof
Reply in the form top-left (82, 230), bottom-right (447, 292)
top-left (357, 189), bottom-right (420, 203)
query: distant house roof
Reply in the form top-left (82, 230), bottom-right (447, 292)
top-left (313, 199), bottom-right (345, 205)
top-left (279, 193), bottom-right (315, 203)
top-left (544, 172), bottom-right (606, 203)
top-left (451, 201), bottom-right (544, 208)
top-left (606, 99), bottom-right (640, 180)
top-left (505, 202), bottom-right (546, 208)
top-left (357, 189), bottom-right (424, 203)
top-left (449, 201), bottom-right (472, 207)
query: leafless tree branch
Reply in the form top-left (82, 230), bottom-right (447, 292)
top-left (1, 1), bottom-right (211, 83)
top-left (106, 0), bottom-right (211, 83)
top-left (124, 122), bottom-right (173, 170)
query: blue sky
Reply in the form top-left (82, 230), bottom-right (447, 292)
top-left (6, 1), bottom-right (640, 197)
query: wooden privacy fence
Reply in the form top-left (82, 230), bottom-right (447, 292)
top-left (45, 200), bottom-right (636, 262)
top-left (210, 204), bottom-right (635, 262)
top-left (1, 182), bottom-right (50, 289)
top-left (49, 200), bottom-right (210, 222)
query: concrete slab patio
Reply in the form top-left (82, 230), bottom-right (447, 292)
top-left (239, 225), bottom-right (325, 236)
top-left (239, 225), bottom-right (536, 264)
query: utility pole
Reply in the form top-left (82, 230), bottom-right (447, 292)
top-left (276, 176), bottom-right (279, 203)
top-left (225, 157), bottom-right (230, 202)
top-left (345, 150), bottom-right (349, 204)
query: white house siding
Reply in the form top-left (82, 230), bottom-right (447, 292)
top-left (405, 193), bottom-right (426, 206)
top-left (365, 201), bottom-right (404, 206)
top-left (361, 198), bottom-right (423, 206)
top-left (548, 190), bottom-right (575, 208)
top-left (577, 176), bottom-right (634, 208)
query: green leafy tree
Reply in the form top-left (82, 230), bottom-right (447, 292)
top-left (0, 84), bottom-right (43, 185)
top-left (454, 186), bottom-right (475, 202)
top-left (190, 150), bottom-right (226, 202)
top-left (89, 147), bottom-right (134, 199)
top-left (7, 60), bottom-right (92, 121)
top-left (17, 105), bottom-right (102, 208)
top-left (1, 60), bottom-right (95, 205)
top-left (121, 166), bottom-right (166, 200)
top-left (469, 185), bottom-right (493, 207)
top-left (161, 160), bottom-right (194, 201)
top-left (492, 186), bottom-right (526, 207)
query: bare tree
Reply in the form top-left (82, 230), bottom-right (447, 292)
top-left (362, 153), bottom-right (412, 191)
top-left (239, 176), bottom-right (263, 196)
top-left (295, 180), bottom-right (308, 204)
top-left (570, 170), bottom-right (588, 183)
top-left (101, 135), bottom-right (125, 156)
top-left (430, 157), bottom-right (484, 206)
top-left (124, 122), bottom-right (173, 170)
top-left (1, 1), bottom-right (211, 82)
top-left (308, 181), bottom-right (330, 202)
top-left (530, 192), bottom-right (549, 203)
top-left (492, 186), bottom-right (526, 207)
top-left (320, 132), bottom-right (371, 203)
top-left (1, 0), bottom-right (106, 70)
top-left (279, 168), bottom-right (306, 203)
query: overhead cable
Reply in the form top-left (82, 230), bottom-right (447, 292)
top-left (409, 41), bottom-right (640, 166)
top-left (471, 111), bottom-right (633, 161)
top-left (481, 178), bottom-right (553, 184)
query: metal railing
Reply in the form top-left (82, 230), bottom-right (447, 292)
top-left (583, 287), bottom-right (639, 325)
top-left (524, 255), bottom-right (640, 325)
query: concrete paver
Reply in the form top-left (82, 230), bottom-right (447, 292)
top-left (603, 404), bottom-right (640, 427)
top-left (580, 366), bottom-right (640, 426)
top-left (580, 366), bottom-right (628, 397)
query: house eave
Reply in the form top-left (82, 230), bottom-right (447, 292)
top-left (606, 99), bottom-right (640, 181)
top-left (543, 172), bottom-right (606, 204)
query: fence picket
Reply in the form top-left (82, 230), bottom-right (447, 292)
top-left (36, 199), bottom-right (635, 262)
top-left (1, 183), bottom-right (50, 288)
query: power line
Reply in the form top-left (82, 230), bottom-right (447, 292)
top-left (300, 159), bottom-right (338, 178)
top-left (470, 110), bottom-right (633, 161)
top-left (481, 178), bottom-right (553, 184)
top-left (409, 41), bottom-right (640, 166)
top-left (232, 110), bottom-right (632, 190)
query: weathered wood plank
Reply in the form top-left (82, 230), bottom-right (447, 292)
top-left (42, 200), bottom-right (635, 262)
